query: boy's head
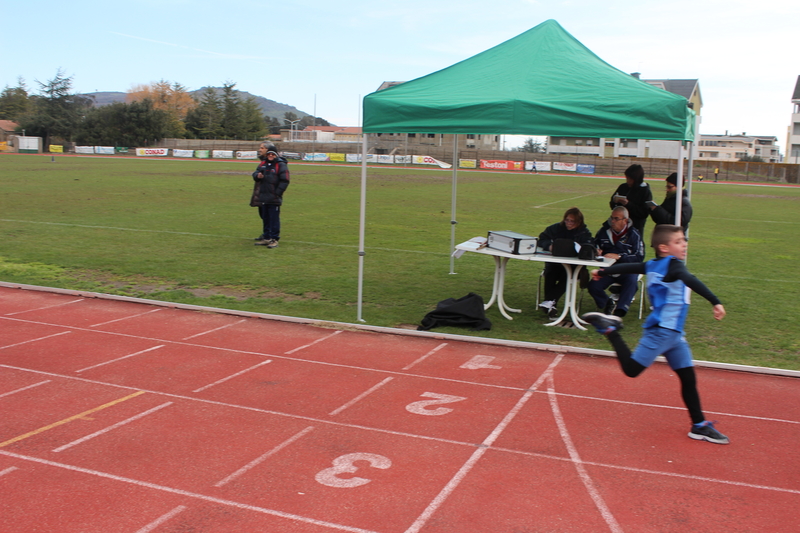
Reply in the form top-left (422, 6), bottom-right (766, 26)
top-left (651, 224), bottom-right (687, 259)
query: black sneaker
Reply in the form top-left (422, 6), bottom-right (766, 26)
top-left (254, 235), bottom-right (266, 241)
top-left (580, 312), bottom-right (623, 334)
top-left (547, 306), bottom-right (559, 319)
top-left (689, 421), bottom-right (730, 444)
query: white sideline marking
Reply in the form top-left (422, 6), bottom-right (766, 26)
top-left (134, 505), bottom-right (187, 533)
top-left (0, 331), bottom-right (71, 351)
top-left (182, 319), bottom-right (247, 340)
top-left (403, 353), bottom-right (566, 533)
top-left (215, 426), bottom-right (315, 488)
top-left (547, 375), bottom-right (623, 533)
top-left (402, 343), bottom-right (447, 370)
top-left (192, 360), bottom-right (272, 393)
top-left (284, 329), bottom-right (342, 355)
top-left (329, 378), bottom-right (394, 416)
top-left (4, 298), bottom-right (84, 316)
top-left (89, 308), bottom-right (162, 328)
top-left (75, 345), bottom-right (165, 373)
top-left (0, 466), bottom-right (19, 477)
top-left (0, 450), bottom-right (377, 533)
top-left (0, 380), bottom-right (50, 399)
top-left (53, 402), bottom-right (173, 452)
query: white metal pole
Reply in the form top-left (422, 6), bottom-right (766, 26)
top-left (675, 142), bottom-right (685, 229)
top-left (357, 132), bottom-right (368, 322)
top-left (449, 134), bottom-right (458, 274)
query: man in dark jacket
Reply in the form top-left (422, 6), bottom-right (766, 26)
top-left (537, 207), bottom-right (594, 318)
top-left (587, 207), bottom-right (644, 317)
top-left (649, 172), bottom-right (693, 232)
top-left (251, 143), bottom-right (290, 248)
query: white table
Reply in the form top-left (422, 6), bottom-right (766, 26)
top-left (454, 240), bottom-right (616, 330)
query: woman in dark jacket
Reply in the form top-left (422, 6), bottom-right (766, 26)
top-left (610, 164), bottom-right (652, 240)
top-left (537, 207), bottom-right (594, 318)
top-left (251, 143), bottom-right (290, 248)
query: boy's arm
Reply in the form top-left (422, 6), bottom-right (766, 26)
top-left (667, 259), bottom-right (723, 306)
top-left (592, 262), bottom-right (646, 280)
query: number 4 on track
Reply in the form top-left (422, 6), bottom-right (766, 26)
top-left (460, 355), bottom-right (501, 370)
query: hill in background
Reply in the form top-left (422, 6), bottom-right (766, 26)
top-left (82, 88), bottom-right (321, 124)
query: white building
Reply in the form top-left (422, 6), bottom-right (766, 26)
top-left (786, 76), bottom-right (800, 164)
top-left (697, 133), bottom-right (780, 163)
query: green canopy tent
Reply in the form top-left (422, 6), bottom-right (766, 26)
top-left (356, 19), bottom-right (696, 321)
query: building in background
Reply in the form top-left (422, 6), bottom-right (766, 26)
top-left (697, 133), bottom-right (780, 162)
top-left (786, 76), bottom-right (800, 164)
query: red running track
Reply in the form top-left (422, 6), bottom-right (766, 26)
top-left (1, 284), bottom-right (799, 532)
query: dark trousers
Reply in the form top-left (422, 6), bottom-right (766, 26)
top-left (542, 262), bottom-right (567, 303)
top-left (258, 204), bottom-right (281, 241)
top-left (607, 330), bottom-right (704, 424)
top-left (588, 273), bottom-right (638, 313)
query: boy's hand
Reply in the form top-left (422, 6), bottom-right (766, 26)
top-left (590, 269), bottom-right (602, 281)
top-left (713, 304), bottom-right (726, 321)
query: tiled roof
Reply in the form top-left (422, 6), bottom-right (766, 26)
top-left (643, 79), bottom-right (698, 100)
top-left (792, 75), bottom-right (800, 101)
top-left (0, 119), bottom-right (20, 132)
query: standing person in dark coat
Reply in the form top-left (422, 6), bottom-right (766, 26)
top-left (648, 172), bottom-right (693, 233)
top-left (610, 164), bottom-right (652, 240)
top-left (251, 143), bottom-right (290, 248)
top-left (537, 207), bottom-right (594, 318)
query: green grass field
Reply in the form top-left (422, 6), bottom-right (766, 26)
top-left (1, 153), bottom-right (798, 369)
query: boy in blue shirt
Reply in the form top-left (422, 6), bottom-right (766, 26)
top-left (582, 225), bottom-right (729, 444)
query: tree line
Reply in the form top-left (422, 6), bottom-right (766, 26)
top-left (0, 70), bottom-right (329, 147)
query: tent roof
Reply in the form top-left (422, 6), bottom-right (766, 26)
top-left (363, 19), bottom-right (695, 141)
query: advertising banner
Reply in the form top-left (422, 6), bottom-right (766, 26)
top-left (194, 150), bottom-right (210, 158)
top-left (395, 155), bottom-right (411, 164)
top-left (524, 161), bottom-right (551, 171)
top-left (303, 153), bottom-right (330, 162)
top-left (75, 146), bottom-right (95, 154)
top-left (377, 154), bottom-right (394, 164)
top-left (346, 153), bottom-right (361, 163)
top-left (49, 145), bottom-right (64, 153)
top-left (480, 159), bottom-right (523, 171)
top-left (95, 146), bottom-right (115, 155)
top-left (328, 153), bottom-right (346, 162)
top-left (136, 148), bottom-right (169, 156)
top-left (553, 162), bottom-right (577, 171)
top-left (0, 142), bottom-right (8, 151)
top-left (174, 149), bottom-right (194, 158)
top-left (459, 159), bottom-right (477, 168)
top-left (413, 155), bottom-right (452, 168)
top-left (576, 164), bottom-right (595, 174)
top-left (281, 151), bottom-right (301, 160)
top-left (236, 151), bottom-right (257, 160)
top-left (212, 150), bottom-right (234, 159)
top-left (115, 147), bottom-right (129, 154)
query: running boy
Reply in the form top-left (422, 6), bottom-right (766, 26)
top-left (581, 225), bottom-right (729, 444)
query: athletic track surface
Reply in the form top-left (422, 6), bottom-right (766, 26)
top-left (1, 283), bottom-right (798, 532)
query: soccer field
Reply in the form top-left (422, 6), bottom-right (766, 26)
top-left (1, 153), bottom-right (798, 369)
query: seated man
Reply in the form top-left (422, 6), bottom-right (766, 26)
top-left (587, 206), bottom-right (644, 317)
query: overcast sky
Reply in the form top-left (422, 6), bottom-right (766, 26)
top-left (3, 0), bottom-right (798, 152)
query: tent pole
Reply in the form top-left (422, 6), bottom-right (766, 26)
top-left (449, 134), bottom-right (458, 274)
top-left (357, 132), bottom-right (368, 322)
top-left (675, 142), bottom-right (685, 230)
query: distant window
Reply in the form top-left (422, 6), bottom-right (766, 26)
top-left (466, 134), bottom-right (475, 139)
top-left (427, 134), bottom-right (435, 138)
top-left (575, 140), bottom-right (583, 145)
top-left (408, 133), bottom-right (416, 138)
top-left (793, 123), bottom-right (800, 135)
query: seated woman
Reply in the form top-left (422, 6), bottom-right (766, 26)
top-left (537, 207), bottom-right (594, 318)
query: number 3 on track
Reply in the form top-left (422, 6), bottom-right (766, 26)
top-left (315, 453), bottom-right (392, 488)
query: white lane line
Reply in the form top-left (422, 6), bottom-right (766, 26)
top-left (0, 380), bottom-right (51, 399)
top-left (403, 353), bottom-right (566, 533)
top-left (215, 426), bottom-right (315, 488)
top-left (0, 466), bottom-right (19, 477)
top-left (0, 331), bottom-right (71, 351)
top-left (133, 505), bottom-right (188, 533)
top-left (402, 343), bottom-right (448, 370)
top-left (329, 378), bottom-right (394, 416)
top-left (89, 308), bottom-right (163, 328)
top-left (182, 319), bottom-right (247, 340)
top-left (53, 402), bottom-right (173, 453)
top-left (192, 360), bottom-right (272, 393)
top-left (75, 345), bottom-right (165, 373)
top-left (547, 375), bottom-right (623, 533)
top-left (284, 330), bottom-right (342, 355)
top-left (0, 450), bottom-right (378, 533)
top-left (4, 298), bottom-right (84, 316)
